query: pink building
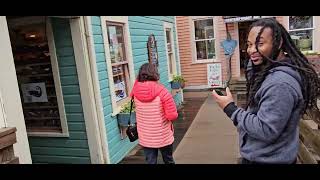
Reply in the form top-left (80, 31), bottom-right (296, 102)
top-left (176, 16), bottom-right (320, 90)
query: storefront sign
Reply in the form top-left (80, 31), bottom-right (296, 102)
top-left (207, 64), bottom-right (222, 87)
top-left (147, 34), bottom-right (159, 66)
top-left (21, 83), bottom-right (48, 103)
top-left (223, 16), bottom-right (266, 23)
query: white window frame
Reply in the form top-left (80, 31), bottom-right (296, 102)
top-left (163, 22), bottom-right (177, 81)
top-left (100, 16), bottom-right (135, 116)
top-left (287, 16), bottom-right (315, 52)
top-left (190, 16), bottom-right (218, 64)
top-left (7, 16), bottom-right (69, 137)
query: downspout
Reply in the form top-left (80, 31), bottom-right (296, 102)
top-left (225, 23), bottom-right (232, 88)
top-left (83, 16), bottom-right (111, 164)
top-left (174, 16), bottom-right (184, 102)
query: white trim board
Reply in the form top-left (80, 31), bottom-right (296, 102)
top-left (83, 16), bottom-right (111, 164)
top-left (0, 16), bottom-right (32, 163)
top-left (46, 18), bottom-right (69, 137)
top-left (0, 90), bottom-right (8, 128)
top-left (163, 22), bottom-right (177, 81)
top-left (70, 17), bottom-right (105, 164)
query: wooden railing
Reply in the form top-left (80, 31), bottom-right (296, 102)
top-left (0, 127), bottom-right (19, 164)
top-left (298, 99), bottom-right (320, 164)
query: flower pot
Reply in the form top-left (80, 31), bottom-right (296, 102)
top-left (117, 112), bottom-right (136, 126)
top-left (171, 82), bottom-right (181, 89)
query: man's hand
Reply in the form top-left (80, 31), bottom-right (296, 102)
top-left (212, 87), bottom-right (234, 110)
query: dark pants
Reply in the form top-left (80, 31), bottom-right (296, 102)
top-left (240, 158), bottom-right (297, 164)
top-left (143, 144), bottom-right (175, 164)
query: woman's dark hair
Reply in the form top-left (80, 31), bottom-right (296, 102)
top-left (246, 18), bottom-right (320, 115)
top-left (137, 63), bottom-right (160, 82)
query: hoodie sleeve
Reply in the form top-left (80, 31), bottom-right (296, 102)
top-left (230, 82), bottom-right (299, 143)
top-left (159, 87), bottom-right (178, 121)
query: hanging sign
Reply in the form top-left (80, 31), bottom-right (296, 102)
top-left (147, 34), bottom-right (159, 66)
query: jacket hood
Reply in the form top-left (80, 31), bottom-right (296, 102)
top-left (130, 81), bottom-right (163, 102)
top-left (269, 58), bottom-right (302, 86)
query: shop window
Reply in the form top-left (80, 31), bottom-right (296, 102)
top-left (192, 18), bottom-right (216, 62)
top-left (106, 22), bottom-right (131, 106)
top-left (289, 16), bottom-right (314, 51)
top-left (164, 22), bottom-right (177, 80)
top-left (7, 17), bottom-right (68, 136)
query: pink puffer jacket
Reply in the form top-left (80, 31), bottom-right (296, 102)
top-left (130, 80), bottom-right (178, 148)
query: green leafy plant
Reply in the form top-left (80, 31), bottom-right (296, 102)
top-left (172, 75), bottom-right (186, 83)
top-left (171, 75), bottom-right (186, 89)
top-left (120, 101), bottom-right (135, 113)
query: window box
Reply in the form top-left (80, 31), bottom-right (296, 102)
top-left (117, 100), bottom-right (136, 126)
top-left (117, 112), bottom-right (136, 126)
top-left (171, 81), bottom-right (181, 89)
top-left (116, 100), bottom-right (136, 140)
top-left (170, 75), bottom-right (186, 89)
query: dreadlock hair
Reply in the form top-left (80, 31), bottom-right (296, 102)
top-left (245, 18), bottom-right (320, 116)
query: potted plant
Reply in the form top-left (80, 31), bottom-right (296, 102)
top-left (171, 75), bottom-right (186, 89)
top-left (117, 100), bottom-right (136, 126)
top-left (298, 38), bottom-right (312, 51)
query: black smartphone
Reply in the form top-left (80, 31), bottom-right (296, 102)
top-left (214, 89), bottom-right (224, 96)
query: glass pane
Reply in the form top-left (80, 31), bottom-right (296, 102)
top-left (113, 65), bottom-right (128, 102)
top-left (194, 19), bottom-right (214, 40)
top-left (166, 29), bottom-right (171, 42)
top-left (207, 40), bottom-right (215, 59)
top-left (166, 29), bottom-right (172, 52)
top-left (196, 41), bottom-right (207, 60)
top-left (168, 53), bottom-right (173, 75)
top-left (290, 30), bottom-right (313, 51)
top-left (107, 24), bottom-right (126, 63)
top-left (289, 16), bottom-right (313, 30)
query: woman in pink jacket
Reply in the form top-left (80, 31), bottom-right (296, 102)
top-left (130, 63), bottom-right (178, 164)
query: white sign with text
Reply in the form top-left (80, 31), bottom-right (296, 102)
top-left (207, 63), bottom-right (222, 88)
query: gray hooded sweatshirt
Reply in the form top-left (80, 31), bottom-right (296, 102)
top-left (225, 61), bottom-right (304, 164)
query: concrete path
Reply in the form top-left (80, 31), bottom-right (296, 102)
top-left (173, 94), bottom-right (240, 164)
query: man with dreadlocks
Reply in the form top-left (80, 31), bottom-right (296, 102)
top-left (212, 18), bottom-right (320, 164)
